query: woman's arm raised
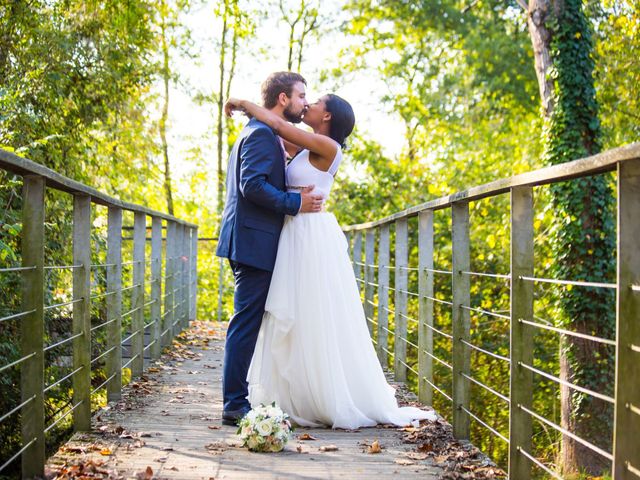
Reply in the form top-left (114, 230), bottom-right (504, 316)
top-left (225, 98), bottom-right (337, 162)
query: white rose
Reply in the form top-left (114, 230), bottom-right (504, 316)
top-left (265, 405), bottom-right (281, 418)
top-left (256, 419), bottom-right (273, 436)
top-left (246, 410), bottom-right (258, 422)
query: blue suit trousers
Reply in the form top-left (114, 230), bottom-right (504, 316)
top-left (222, 260), bottom-right (272, 414)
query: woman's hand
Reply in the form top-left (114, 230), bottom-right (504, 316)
top-left (224, 98), bottom-right (247, 117)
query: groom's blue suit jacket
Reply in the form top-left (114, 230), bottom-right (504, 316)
top-left (216, 118), bottom-right (301, 272)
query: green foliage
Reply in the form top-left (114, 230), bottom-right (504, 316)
top-left (591, 0), bottom-right (640, 148)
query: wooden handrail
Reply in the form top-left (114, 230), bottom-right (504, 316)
top-left (343, 142), bottom-right (640, 231)
top-left (0, 149), bottom-right (197, 228)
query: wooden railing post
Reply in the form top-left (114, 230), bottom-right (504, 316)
top-left (72, 194), bottom-right (92, 431)
top-left (189, 227), bottom-right (198, 321)
top-left (418, 210), bottom-right (434, 405)
top-left (106, 206), bottom-right (122, 401)
top-left (377, 224), bottom-right (390, 366)
top-left (163, 221), bottom-right (176, 342)
top-left (150, 217), bottom-right (162, 359)
top-left (217, 257), bottom-right (224, 322)
top-left (176, 224), bottom-right (185, 331)
top-left (182, 225), bottom-right (189, 328)
top-left (20, 175), bottom-right (45, 479)
top-left (394, 218), bottom-right (408, 382)
top-left (509, 186), bottom-right (534, 479)
top-left (364, 229), bottom-right (376, 336)
top-left (452, 201), bottom-right (471, 440)
top-left (131, 212), bottom-right (145, 376)
top-left (613, 158), bottom-right (640, 479)
top-left (353, 231), bottom-right (363, 291)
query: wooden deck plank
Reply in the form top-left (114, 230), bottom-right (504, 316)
top-left (46, 322), bottom-right (443, 480)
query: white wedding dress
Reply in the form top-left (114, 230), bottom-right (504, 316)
top-left (247, 146), bottom-right (436, 429)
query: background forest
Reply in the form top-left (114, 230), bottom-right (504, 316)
top-left (0, 0), bottom-right (638, 478)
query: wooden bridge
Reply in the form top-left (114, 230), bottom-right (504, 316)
top-left (0, 143), bottom-right (639, 479)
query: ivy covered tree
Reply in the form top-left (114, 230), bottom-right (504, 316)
top-left (519, 0), bottom-right (616, 474)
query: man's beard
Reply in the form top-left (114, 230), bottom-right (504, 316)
top-left (283, 104), bottom-right (305, 123)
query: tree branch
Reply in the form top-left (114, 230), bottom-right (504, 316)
top-left (515, 0), bottom-right (529, 11)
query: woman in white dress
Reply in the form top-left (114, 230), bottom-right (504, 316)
top-left (224, 94), bottom-right (435, 429)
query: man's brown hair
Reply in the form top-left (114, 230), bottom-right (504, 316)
top-left (261, 72), bottom-right (307, 109)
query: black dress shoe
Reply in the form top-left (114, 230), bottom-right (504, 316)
top-left (222, 408), bottom-right (250, 426)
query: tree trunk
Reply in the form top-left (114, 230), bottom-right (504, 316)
top-left (216, 1), bottom-right (229, 215)
top-left (524, 0), bottom-right (615, 475)
top-left (159, 0), bottom-right (174, 215)
top-left (280, 0), bottom-right (304, 71)
top-left (224, 4), bottom-right (239, 160)
top-left (526, 0), bottom-right (555, 117)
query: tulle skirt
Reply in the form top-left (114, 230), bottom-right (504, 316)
top-left (247, 212), bottom-right (436, 429)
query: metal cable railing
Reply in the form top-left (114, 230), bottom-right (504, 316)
top-left (0, 148), bottom-right (200, 477)
top-left (344, 143), bottom-right (640, 479)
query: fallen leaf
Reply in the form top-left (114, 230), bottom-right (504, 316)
top-left (319, 445), bottom-right (338, 452)
top-left (297, 433), bottom-right (317, 441)
top-left (403, 452), bottom-right (428, 460)
top-left (394, 458), bottom-right (416, 466)
top-left (208, 425), bottom-right (221, 430)
top-left (417, 442), bottom-right (433, 453)
top-left (205, 441), bottom-right (228, 453)
top-left (99, 448), bottom-right (113, 456)
top-left (135, 466), bottom-right (153, 480)
top-left (368, 440), bottom-right (382, 454)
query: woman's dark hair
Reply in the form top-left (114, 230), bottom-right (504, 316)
top-left (325, 94), bottom-right (355, 148)
top-left (261, 72), bottom-right (307, 109)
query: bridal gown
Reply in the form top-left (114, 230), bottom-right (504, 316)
top-left (247, 145), bottom-right (436, 429)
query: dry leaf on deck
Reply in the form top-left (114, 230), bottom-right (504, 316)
top-left (367, 440), bottom-right (382, 454)
top-left (319, 445), bottom-right (338, 452)
top-left (403, 452), bottom-right (428, 460)
top-left (135, 466), bottom-right (153, 480)
top-left (394, 458), bottom-right (416, 466)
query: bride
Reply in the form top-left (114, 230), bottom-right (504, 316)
top-left (224, 94), bottom-right (435, 429)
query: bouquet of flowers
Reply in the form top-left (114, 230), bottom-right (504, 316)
top-left (237, 403), bottom-right (293, 452)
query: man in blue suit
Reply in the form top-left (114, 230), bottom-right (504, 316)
top-left (216, 72), bottom-right (323, 425)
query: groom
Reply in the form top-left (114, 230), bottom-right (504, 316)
top-left (215, 72), bottom-right (323, 425)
